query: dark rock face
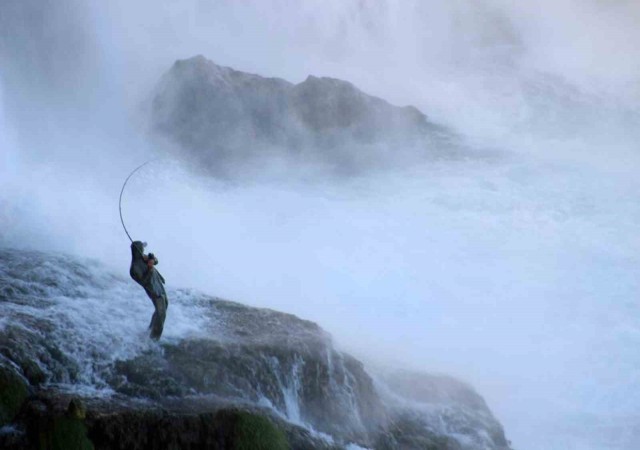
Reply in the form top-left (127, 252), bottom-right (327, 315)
top-left (4, 392), bottom-right (334, 450)
top-left (150, 56), bottom-right (456, 174)
top-left (0, 362), bottom-right (28, 426)
top-left (109, 324), bottom-right (386, 442)
top-left (0, 248), bottom-right (511, 449)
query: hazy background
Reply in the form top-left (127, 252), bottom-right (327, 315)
top-left (2, 1), bottom-right (640, 449)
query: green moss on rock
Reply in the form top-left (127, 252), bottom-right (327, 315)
top-left (228, 411), bottom-right (289, 450)
top-left (67, 398), bottom-right (87, 420)
top-left (35, 416), bottom-right (94, 450)
top-left (0, 365), bottom-right (28, 426)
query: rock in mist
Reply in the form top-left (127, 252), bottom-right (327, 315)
top-left (150, 55), bottom-right (458, 175)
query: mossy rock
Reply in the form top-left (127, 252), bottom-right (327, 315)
top-left (0, 365), bottom-right (28, 426)
top-left (34, 416), bottom-right (94, 450)
top-left (225, 411), bottom-right (289, 450)
top-left (67, 398), bottom-right (87, 420)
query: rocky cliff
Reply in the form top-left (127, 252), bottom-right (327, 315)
top-left (150, 56), bottom-right (457, 175)
top-left (0, 248), bottom-right (510, 449)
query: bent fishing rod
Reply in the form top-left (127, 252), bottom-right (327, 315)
top-left (119, 159), bottom-right (157, 243)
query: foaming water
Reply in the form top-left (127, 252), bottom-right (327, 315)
top-left (141, 155), bottom-right (638, 450)
top-left (4, 150), bottom-right (637, 449)
top-left (2, 1), bottom-right (640, 448)
top-left (82, 152), bottom-right (639, 449)
top-left (0, 251), bottom-right (213, 395)
top-left (1, 154), bottom-right (638, 449)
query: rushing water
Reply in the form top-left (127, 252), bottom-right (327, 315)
top-left (2, 1), bottom-right (640, 449)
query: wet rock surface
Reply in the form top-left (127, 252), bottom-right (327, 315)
top-left (0, 248), bottom-right (511, 449)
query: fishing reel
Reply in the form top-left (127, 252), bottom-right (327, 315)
top-left (147, 253), bottom-right (158, 265)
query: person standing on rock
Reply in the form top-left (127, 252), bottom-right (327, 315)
top-left (129, 240), bottom-right (168, 340)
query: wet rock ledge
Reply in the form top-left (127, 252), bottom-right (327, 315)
top-left (0, 248), bottom-right (512, 449)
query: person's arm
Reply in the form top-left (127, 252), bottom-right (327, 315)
top-left (149, 255), bottom-right (165, 284)
top-left (140, 254), bottom-right (157, 283)
top-left (148, 253), bottom-right (158, 266)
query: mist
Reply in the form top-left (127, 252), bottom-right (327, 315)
top-left (2, 1), bottom-right (640, 449)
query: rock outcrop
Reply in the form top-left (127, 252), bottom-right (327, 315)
top-left (0, 248), bottom-right (510, 449)
top-left (150, 56), bottom-right (456, 175)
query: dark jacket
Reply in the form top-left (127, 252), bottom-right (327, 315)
top-left (130, 241), bottom-right (166, 300)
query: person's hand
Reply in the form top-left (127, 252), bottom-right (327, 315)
top-left (147, 259), bottom-right (155, 269)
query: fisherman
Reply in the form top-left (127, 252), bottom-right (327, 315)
top-left (129, 240), bottom-right (168, 340)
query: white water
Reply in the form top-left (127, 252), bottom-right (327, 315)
top-left (2, 1), bottom-right (640, 449)
top-left (0, 253), bottom-right (214, 395)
